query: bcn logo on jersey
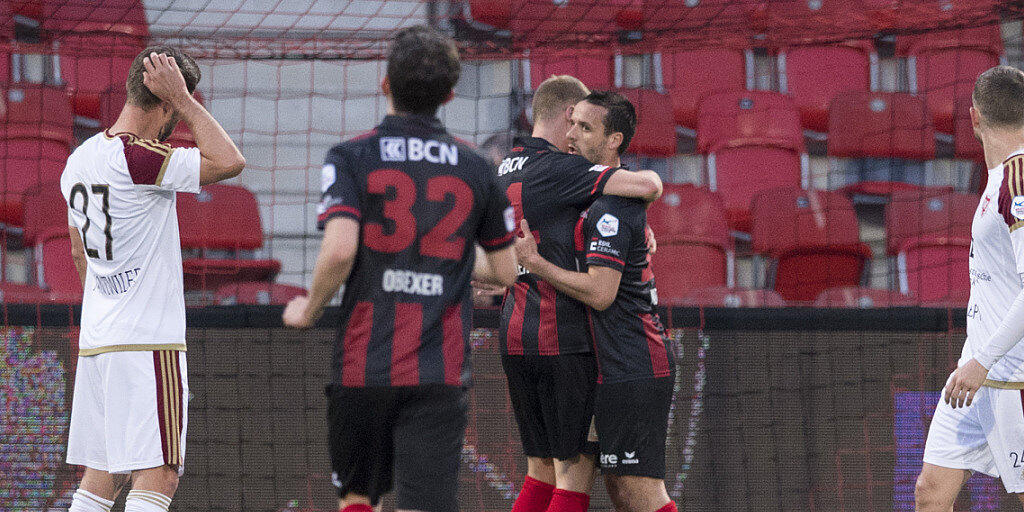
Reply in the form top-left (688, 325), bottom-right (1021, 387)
top-left (382, 269), bottom-right (444, 296)
top-left (498, 156), bottom-right (528, 176)
top-left (379, 137), bottom-right (459, 165)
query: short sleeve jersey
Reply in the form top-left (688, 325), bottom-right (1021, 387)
top-left (578, 195), bottom-right (674, 384)
top-left (964, 150), bottom-right (1024, 381)
top-left (60, 130), bottom-right (201, 355)
top-left (318, 114), bottom-right (514, 388)
top-left (497, 136), bottom-right (617, 356)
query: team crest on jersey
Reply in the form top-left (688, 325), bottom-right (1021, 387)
top-left (321, 164), bottom-right (336, 193)
top-left (503, 206), bottom-right (516, 232)
top-left (596, 213), bottom-right (619, 237)
top-left (1013, 196), bottom-right (1024, 220)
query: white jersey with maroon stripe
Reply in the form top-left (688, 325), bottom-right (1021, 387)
top-left (963, 149), bottom-right (1024, 382)
top-left (60, 130), bottom-right (201, 354)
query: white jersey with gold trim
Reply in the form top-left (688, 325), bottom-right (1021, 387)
top-left (964, 150), bottom-right (1024, 381)
top-left (60, 130), bottom-right (201, 354)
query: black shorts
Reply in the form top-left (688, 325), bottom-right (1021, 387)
top-left (325, 384), bottom-right (468, 511)
top-left (501, 353), bottom-right (598, 460)
top-left (595, 376), bottom-right (673, 478)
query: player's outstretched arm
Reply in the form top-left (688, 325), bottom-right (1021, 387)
top-left (515, 220), bottom-right (620, 311)
top-left (603, 169), bottom-right (663, 203)
top-left (282, 217), bottom-right (359, 329)
top-left (141, 52), bottom-right (245, 185)
top-left (473, 245), bottom-right (517, 288)
top-left (68, 225), bottom-right (87, 287)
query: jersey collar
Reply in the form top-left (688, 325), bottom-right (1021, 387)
top-left (514, 136), bottom-right (559, 152)
top-left (380, 114), bottom-right (445, 134)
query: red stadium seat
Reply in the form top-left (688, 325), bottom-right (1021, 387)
top-left (646, 183), bottom-right (730, 246)
top-left (2, 84), bottom-right (75, 143)
top-left (651, 242), bottom-right (730, 303)
top-left (21, 182), bottom-right (66, 245)
top-left (813, 286), bottom-right (917, 308)
top-left (667, 286), bottom-right (787, 308)
top-left (214, 281), bottom-right (307, 305)
top-left (641, 0), bottom-right (759, 46)
top-left (619, 88), bottom-right (674, 157)
top-left (176, 184), bottom-right (281, 290)
top-left (898, 25), bottom-right (1003, 134)
top-left (897, 237), bottom-right (971, 305)
top-left (885, 188), bottom-right (976, 256)
top-left (528, 50), bottom-right (614, 91)
top-left (661, 48), bottom-right (746, 129)
top-left (44, 0), bottom-right (149, 119)
top-left (36, 227), bottom-right (82, 296)
top-left (0, 139), bottom-right (70, 225)
top-left (953, 92), bottom-right (983, 162)
top-left (696, 90), bottom-right (803, 154)
top-left (500, 0), bottom-right (641, 44)
top-left (779, 41), bottom-right (874, 132)
top-left (752, 188), bottom-right (872, 301)
top-left (828, 91), bottom-right (934, 159)
top-left (707, 140), bottom-right (804, 232)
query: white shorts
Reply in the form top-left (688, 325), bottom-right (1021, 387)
top-left (923, 382), bottom-right (1024, 493)
top-left (66, 350), bottom-right (188, 475)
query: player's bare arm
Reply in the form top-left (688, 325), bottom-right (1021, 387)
top-left (141, 52), bottom-right (245, 185)
top-left (603, 169), bottom-right (663, 203)
top-left (68, 225), bottom-right (87, 286)
top-left (515, 219), bottom-right (621, 311)
top-left (283, 217), bottom-right (359, 329)
top-left (473, 244), bottom-right (518, 288)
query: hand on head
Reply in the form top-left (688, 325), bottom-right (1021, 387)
top-left (141, 52), bottom-right (191, 107)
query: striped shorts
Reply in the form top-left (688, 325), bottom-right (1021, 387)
top-left (67, 350), bottom-right (187, 475)
top-left (923, 377), bottom-right (1024, 493)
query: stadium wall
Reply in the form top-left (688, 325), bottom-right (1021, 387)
top-left (8, 305), bottom-right (1022, 512)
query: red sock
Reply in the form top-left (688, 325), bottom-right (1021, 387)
top-left (340, 504), bottom-right (373, 512)
top-left (544, 488), bottom-right (589, 512)
top-left (512, 476), bottom-right (555, 512)
top-left (656, 501), bottom-right (677, 512)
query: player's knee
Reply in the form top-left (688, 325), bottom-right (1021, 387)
top-left (914, 472), bottom-right (944, 508)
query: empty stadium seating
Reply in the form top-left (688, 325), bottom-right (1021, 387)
top-left (45, 0), bottom-right (149, 119)
top-left (666, 286), bottom-right (787, 308)
top-left (0, 85), bottom-right (73, 224)
top-left (752, 188), bottom-right (872, 301)
top-left (620, 88), bottom-right (674, 156)
top-left (20, 182), bottom-right (65, 245)
top-left (502, 0), bottom-right (642, 43)
top-left (898, 25), bottom-right (1003, 134)
top-left (953, 91), bottom-right (983, 161)
top-left (647, 184), bottom-right (733, 301)
top-left (696, 90), bottom-right (803, 154)
top-left (813, 287), bottom-right (917, 308)
top-left (214, 281), bottom-right (307, 306)
top-left (527, 51), bottom-right (615, 91)
top-left (779, 41), bottom-right (875, 132)
top-left (176, 184), bottom-right (281, 291)
top-left (35, 228), bottom-right (82, 296)
top-left (828, 91), bottom-right (934, 160)
top-left (661, 48), bottom-right (746, 129)
top-left (698, 91), bottom-right (805, 231)
top-left (886, 188), bottom-right (975, 304)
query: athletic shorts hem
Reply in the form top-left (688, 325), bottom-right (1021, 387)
top-left (599, 464), bottom-right (666, 479)
top-left (922, 455), bottom-right (996, 478)
top-left (65, 457), bottom-right (110, 472)
top-left (108, 457), bottom-right (182, 476)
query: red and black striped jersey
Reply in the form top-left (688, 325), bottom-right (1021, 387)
top-left (578, 195), bottom-right (674, 383)
top-left (497, 136), bottom-right (618, 355)
top-left (318, 114), bottom-right (515, 388)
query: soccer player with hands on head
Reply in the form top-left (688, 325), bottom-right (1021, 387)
top-left (63, 46), bottom-right (244, 512)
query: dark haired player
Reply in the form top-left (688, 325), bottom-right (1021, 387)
top-left (916, 66), bottom-right (1024, 511)
top-left (283, 25), bottom-right (518, 512)
top-left (497, 77), bottom-right (663, 512)
top-left (516, 91), bottom-right (677, 512)
top-left (62, 46), bottom-right (244, 512)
